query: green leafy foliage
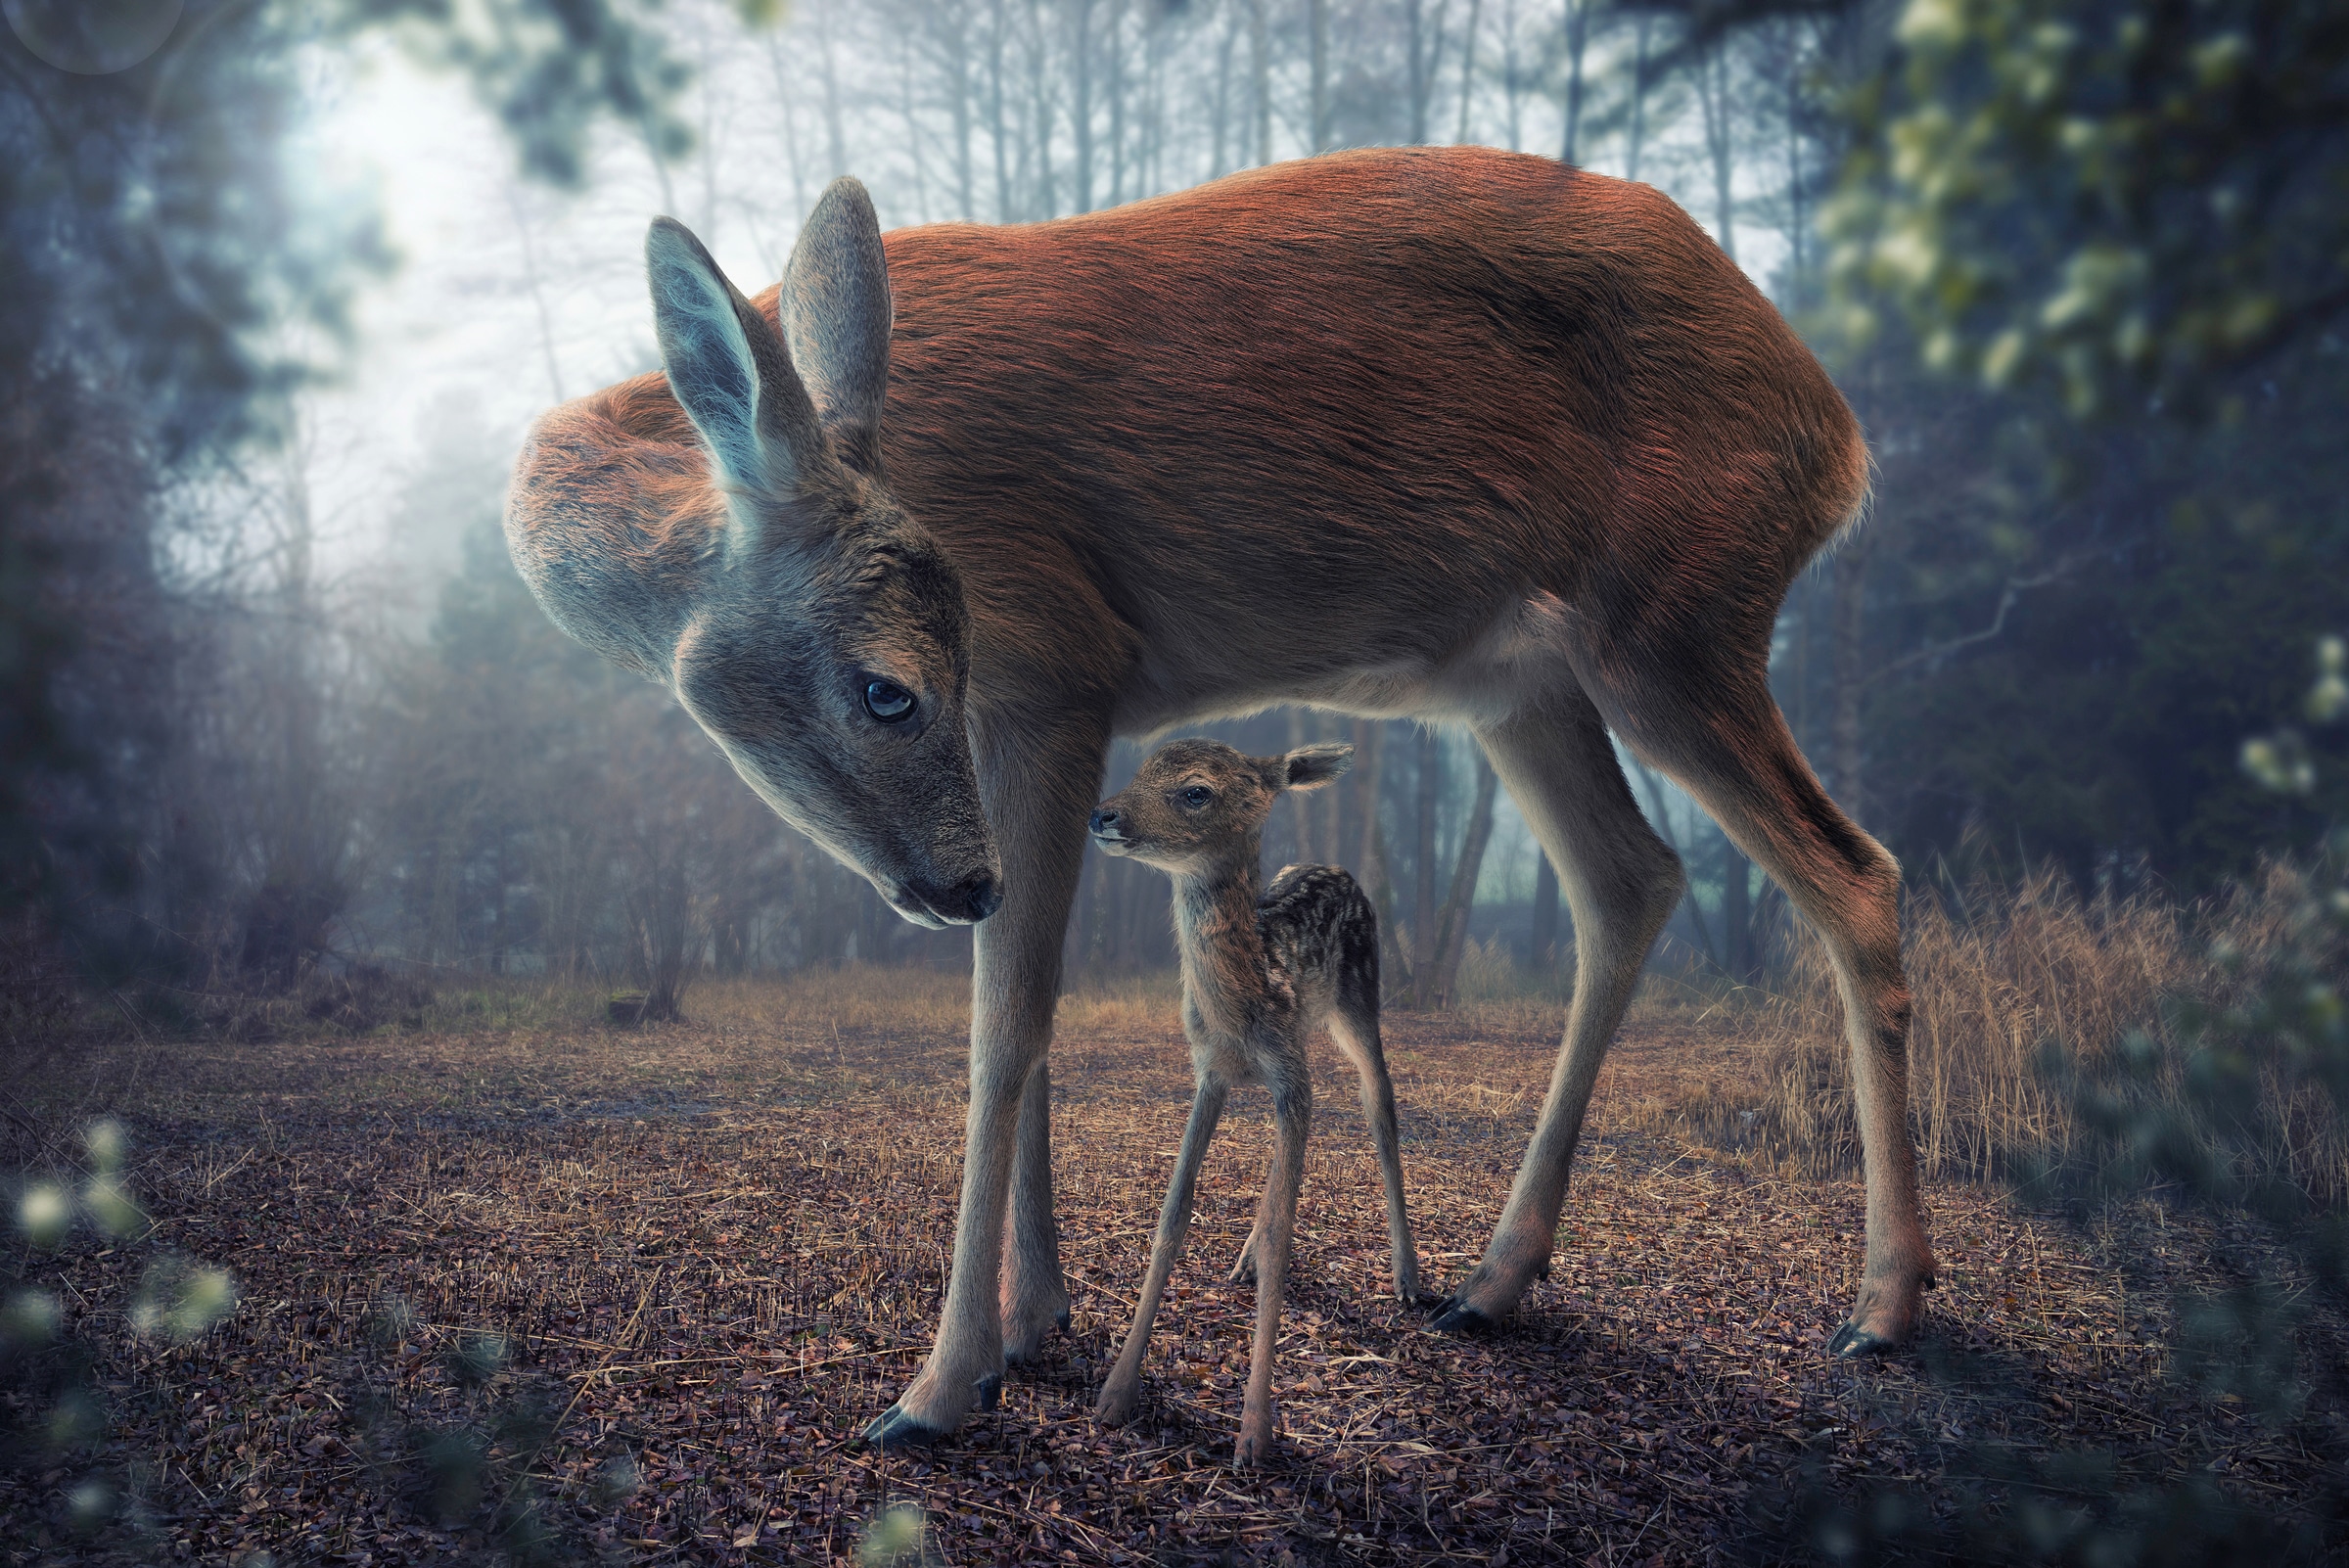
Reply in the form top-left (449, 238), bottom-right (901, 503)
top-left (1825, 0), bottom-right (2349, 416)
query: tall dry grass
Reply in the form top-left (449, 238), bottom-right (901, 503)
top-left (1720, 865), bottom-right (2349, 1205)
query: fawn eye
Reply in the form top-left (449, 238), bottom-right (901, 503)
top-left (1179, 786), bottom-right (1214, 808)
top-left (861, 679), bottom-right (916, 722)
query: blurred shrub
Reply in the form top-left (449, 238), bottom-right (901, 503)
top-left (1826, 0), bottom-right (2349, 417)
top-left (1, 1121), bottom-right (237, 1539)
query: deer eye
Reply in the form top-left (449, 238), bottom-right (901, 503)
top-left (861, 679), bottom-right (916, 722)
top-left (1179, 786), bottom-right (1214, 809)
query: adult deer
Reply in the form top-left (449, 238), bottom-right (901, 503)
top-left (505, 147), bottom-right (1934, 1447)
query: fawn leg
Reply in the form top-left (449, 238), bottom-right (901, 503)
top-left (1328, 1003), bottom-right (1419, 1303)
top-left (1236, 1083), bottom-right (1311, 1467)
top-left (1096, 1076), bottom-right (1230, 1426)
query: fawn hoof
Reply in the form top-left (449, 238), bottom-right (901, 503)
top-left (1430, 1297), bottom-right (1498, 1335)
top-left (862, 1403), bottom-right (950, 1449)
top-left (973, 1372), bottom-right (1003, 1411)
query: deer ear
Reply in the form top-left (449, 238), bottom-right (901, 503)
top-left (1281, 744), bottom-right (1355, 792)
top-left (782, 178), bottom-right (894, 474)
top-left (647, 216), bottom-right (828, 523)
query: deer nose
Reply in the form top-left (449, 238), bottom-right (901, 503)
top-left (945, 869), bottom-right (1002, 922)
top-left (1088, 807), bottom-right (1120, 836)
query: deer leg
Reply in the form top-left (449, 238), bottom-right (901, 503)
top-left (1432, 690), bottom-right (1683, 1333)
top-left (1236, 1079), bottom-right (1310, 1467)
top-left (865, 715), bottom-right (1102, 1446)
top-left (1597, 672), bottom-right (1935, 1353)
top-left (1097, 1075), bottom-right (1230, 1427)
top-left (1328, 1003), bottom-right (1420, 1305)
top-left (1225, 1168), bottom-right (1273, 1285)
top-left (1002, 1058), bottom-right (1070, 1362)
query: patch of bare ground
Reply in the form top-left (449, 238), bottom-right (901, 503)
top-left (0, 988), bottom-right (2336, 1564)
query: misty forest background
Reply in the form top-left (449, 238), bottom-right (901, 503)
top-left (3, 0), bottom-right (2343, 1026)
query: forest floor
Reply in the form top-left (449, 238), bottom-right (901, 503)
top-left (0, 979), bottom-right (2333, 1565)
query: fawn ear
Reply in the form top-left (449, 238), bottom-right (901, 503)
top-left (782, 178), bottom-right (894, 475)
top-left (647, 216), bottom-right (829, 529)
top-left (1280, 744), bottom-right (1354, 792)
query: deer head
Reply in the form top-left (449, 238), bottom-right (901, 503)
top-left (1088, 739), bottom-right (1353, 874)
top-left (505, 181), bottom-right (1000, 929)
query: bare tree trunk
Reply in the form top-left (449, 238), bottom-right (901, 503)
top-left (1028, 0), bottom-right (1057, 215)
top-left (1351, 721), bottom-right (1410, 997)
top-left (1629, 758), bottom-right (1718, 968)
top-left (1353, 720), bottom-right (1383, 874)
top-left (1558, 0), bottom-right (1589, 164)
top-left (990, 0), bottom-right (1016, 220)
top-left (1145, 3), bottom-right (1170, 192)
top-left (1830, 530), bottom-right (1871, 819)
top-left (1530, 848), bottom-right (1559, 968)
top-left (1318, 712), bottom-right (1343, 867)
top-left (819, 0), bottom-right (851, 179)
top-left (1250, 0), bottom-right (1271, 163)
top-left (1626, 12), bottom-right (1652, 181)
top-left (1698, 33), bottom-right (1736, 261)
top-left (1428, 753), bottom-right (1498, 1007)
top-left (1104, 0), bottom-right (1128, 205)
top-left (1501, 0), bottom-right (1524, 150)
top-left (506, 183), bottom-right (565, 404)
top-left (1211, 0), bottom-right (1238, 174)
top-left (947, 10), bottom-right (977, 218)
top-left (696, 19), bottom-right (719, 238)
top-left (1285, 709), bottom-right (1313, 861)
top-left (1454, 0), bottom-right (1482, 143)
top-left (1070, 0), bottom-right (1097, 210)
top-left (1409, 726), bottom-right (1440, 1007)
top-left (1722, 836), bottom-right (1754, 981)
top-left (1781, 20), bottom-right (1807, 297)
top-left (1309, 0), bottom-right (1328, 152)
top-left (1407, 0), bottom-right (1451, 145)
top-left (767, 32), bottom-right (809, 223)
top-left (901, 32), bottom-right (932, 222)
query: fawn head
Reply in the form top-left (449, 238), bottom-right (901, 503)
top-left (507, 181), bottom-right (998, 928)
top-left (1089, 738), bottom-right (1352, 873)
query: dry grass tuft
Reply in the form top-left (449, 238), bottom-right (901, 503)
top-left (1633, 866), bottom-right (2349, 1210)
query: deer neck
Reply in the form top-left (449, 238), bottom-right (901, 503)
top-left (1172, 837), bottom-right (1267, 1038)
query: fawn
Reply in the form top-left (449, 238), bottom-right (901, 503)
top-left (1086, 738), bottom-right (1418, 1465)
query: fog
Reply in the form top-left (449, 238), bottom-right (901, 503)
top-left (5, 0), bottom-right (2341, 1013)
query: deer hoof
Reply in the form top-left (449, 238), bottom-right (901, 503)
top-left (1827, 1320), bottom-right (1901, 1359)
top-left (1234, 1411), bottom-right (1278, 1468)
top-left (973, 1372), bottom-right (1003, 1411)
top-left (1429, 1297), bottom-right (1498, 1335)
top-left (861, 1404), bottom-right (950, 1449)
